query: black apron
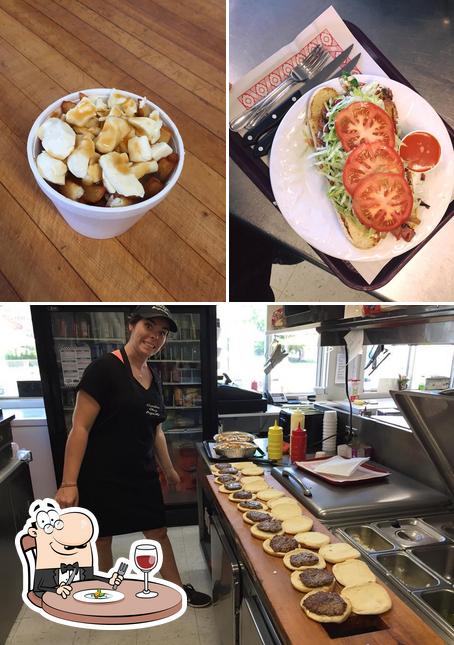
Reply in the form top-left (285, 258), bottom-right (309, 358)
top-left (78, 347), bottom-right (166, 537)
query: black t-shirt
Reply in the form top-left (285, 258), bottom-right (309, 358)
top-left (77, 348), bottom-right (166, 486)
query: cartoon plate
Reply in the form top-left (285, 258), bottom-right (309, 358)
top-left (73, 589), bottom-right (125, 603)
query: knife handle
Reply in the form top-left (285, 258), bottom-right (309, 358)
top-left (253, 126), bottom-right (279, 158)
top-left (244, 89), bottom-right (302, 146)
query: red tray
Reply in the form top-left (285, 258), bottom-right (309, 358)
top-left (295, 458), bottom-right (390, 486)
top-left (229, 20), bottom-right (454, 292)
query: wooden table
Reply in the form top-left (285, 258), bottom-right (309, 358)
top-left (0, 0), bottom-right (225, 301)
top-left (207, 474), bottom-right (445, 645)
top-left (42, 579), bottom-right (183, 626)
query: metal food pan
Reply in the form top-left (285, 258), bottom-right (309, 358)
top-left (373, 518), bottom-right (447, 548)
top-left (412, 588), bottom-right (454, 636)
top-left (421, 514), bottom-right (454, 541)
top-left (409, 543), bottom-right (454, 584)
top-left (336, 525), bottom-right (396, 553)
top-left (373, 552), bottom-right (441, 591)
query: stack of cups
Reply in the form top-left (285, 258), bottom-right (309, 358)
top-left (322, 411), bottom-right (337, 455)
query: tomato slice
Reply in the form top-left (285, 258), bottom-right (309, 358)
top-left (335, 101), bottom-right (395, 151)
top-left (352, 173), bottom-right (413, 232)
top-left (343, 142), bottom-right (404, 195)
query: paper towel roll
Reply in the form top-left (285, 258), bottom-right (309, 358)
top-left (322, 410), bottom-right (337, 454)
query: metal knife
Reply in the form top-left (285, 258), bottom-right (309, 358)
top-left (251, 53), bottom-right (361, 158)
top-left (245, 45), bottom-right (355, 147)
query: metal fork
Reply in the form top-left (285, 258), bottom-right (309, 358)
top-left (112, 561), bottom-right (128, 590)
top-left (229, 45), bottom-right (329, 131)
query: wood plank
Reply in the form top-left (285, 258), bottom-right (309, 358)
top-left (0, 0), bottom-right (225, 177)
top-left (29, 0), bottom-right (224, 139)
top-left (0, 271), bottom-right (21, 301)
top-left (121, 215), bottom-right (225, 301)
top-left (68, 0), bottom-right (225, 110)
top-left (124, 0), bottom-right (225, 70)
top-left (0, 182), bottom-right (97, 300)
top-left (0, 119), bottom-right (175, 300)
top-left (83, 0), bottom-right (224, 90)
top-left (207, 475), bottom-right (445, 645)
top-left (142, 0), bottom-right (225, 39)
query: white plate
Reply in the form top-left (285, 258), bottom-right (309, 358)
top-left (73, 589), bottom-right (124, 603)
top-left (269, 75), bottom-right (454, 262)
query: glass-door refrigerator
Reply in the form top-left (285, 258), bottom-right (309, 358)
top-left (31, 305), bottom-right (217, 526)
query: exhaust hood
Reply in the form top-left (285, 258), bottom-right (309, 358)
top-left (317, 306), bottom-right (454, 346)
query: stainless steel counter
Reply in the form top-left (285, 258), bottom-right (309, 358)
top-left (230, 0), bottom-right (454, 301)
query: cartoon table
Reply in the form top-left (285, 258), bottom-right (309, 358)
top-left (42, 579), bottom-right (183, 625)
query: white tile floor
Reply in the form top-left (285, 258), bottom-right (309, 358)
top-left (6, 526), bottom-right (220, 645)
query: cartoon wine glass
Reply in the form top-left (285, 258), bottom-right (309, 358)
top-left (134, 543), bottom-right (159, 598)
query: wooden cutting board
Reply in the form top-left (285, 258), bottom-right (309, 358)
top-left (207, 474), bottom-right (445, 645)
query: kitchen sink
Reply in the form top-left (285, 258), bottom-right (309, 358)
top-left (374, 518), bottom-right (447, 548)
top-left (422, 514), bottom-right (454, 540)
top-left (341, 525), bottom-right (395, 553)
top-left (409, 544), bottom-right (454, 583)
top-left (374, 552), bottom-right (440, 590)
top-left (417, 589), bottom-right (454, 629)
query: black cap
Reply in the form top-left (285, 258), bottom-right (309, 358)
top-left (132, 305), bottom-right (178, 333)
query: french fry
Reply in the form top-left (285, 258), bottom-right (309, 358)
top-left (82, 184), bottom-right (106, 204)
top-left (143, 176), bottom-right (164, 198)
top-left (157, 153), bottom-right (179, 182)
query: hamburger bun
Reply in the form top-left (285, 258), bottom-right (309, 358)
top-left (271, 504), bottom-right (303, 521)
top-left (230, 461), bottom-right (255, 470)
top-left (332, 559), bottom-right (376, 587)
top-left (250, 520), bottom-right (284, 540)
top-left (256, 489), bottom-right (285, 502)
top-left (237, 500), bottom-right (268, 512)
top-left (282, 516), bottom-right (313, 535)
top-left (295, 531), bottom-right (330, 550)
top-left (301, 590), bottom-right (352, 623)
top-left (218, 483), bottom-right (243, 494)
top-left (263, 534), bottom-right (299, 557)
top-left (241, 466), bottom-right (264, 476)
top-left (319, 542), bottom-right (361, 564)
top-left (227, 491), bottom-right (256, 503)
top-left (283, 548), bottom-right (326, 571)
top-left (242, 479), bottom-right (269, 493)
top-left (266, 496), bottom-right (299, 508)
top-left (239, 475), bottom-right (264, 485)
top-left (341, 582), bottom-right (392, 615)
top-left (291, 568), bottom-right (335, 593)
top-left (242, 510), bottom-right (273, 526)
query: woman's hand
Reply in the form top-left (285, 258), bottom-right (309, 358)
top-left (55, 485), bottom-right (79, 508)
top-left (165, 468), bottom-right (181, 490)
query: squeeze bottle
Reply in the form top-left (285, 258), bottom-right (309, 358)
top-left (290, 422), bottom-right (307, 462)
top-left (267, 420), bottom-right (283, 460)
top-left (289, 408), bottom-right (305, 455)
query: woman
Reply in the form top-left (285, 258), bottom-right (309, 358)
top-left (55, 305), bottom-right (211, 608)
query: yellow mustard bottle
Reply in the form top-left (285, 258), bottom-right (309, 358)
top-left (268, 419), bottom-right (283, 460)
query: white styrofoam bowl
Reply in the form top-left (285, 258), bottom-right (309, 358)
top-left (27, 88), bottom-right (184, 239)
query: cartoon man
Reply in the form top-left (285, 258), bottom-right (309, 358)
top-left (27, 500), bottom-right (123, 599)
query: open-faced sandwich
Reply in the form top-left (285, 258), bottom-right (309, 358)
top-left (307, 74), bottom-right (430, 249)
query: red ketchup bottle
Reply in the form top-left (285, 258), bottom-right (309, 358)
top-left (290, 422), bottom-right (307, 463)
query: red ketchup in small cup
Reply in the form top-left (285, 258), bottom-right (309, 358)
top-left (399, 131), bottom-right (441, 172)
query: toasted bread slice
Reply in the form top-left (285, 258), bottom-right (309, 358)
top-left (307, 87), bottom-right (339, 148)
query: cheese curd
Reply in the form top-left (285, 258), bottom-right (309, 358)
top-left (37, 118), bottom-right (76, 160)
top-left (35, 89), bottom-right (179, 207)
